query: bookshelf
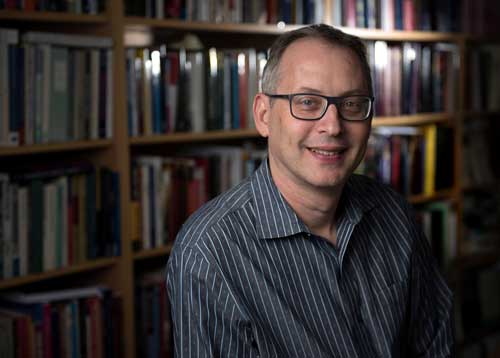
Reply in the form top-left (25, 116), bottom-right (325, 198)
top-left (1, 0), bottom-right (499, 357)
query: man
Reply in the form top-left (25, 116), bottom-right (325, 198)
top-left (167, 24), bottom-right (454, 357)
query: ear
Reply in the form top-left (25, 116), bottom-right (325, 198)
top-left (253, 93), bottom-right (271, 138)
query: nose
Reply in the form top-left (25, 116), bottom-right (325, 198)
top-left (316, 103), bottom-right (343, 136)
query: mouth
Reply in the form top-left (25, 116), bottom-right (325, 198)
top-left (308, 147), bottom-right (347, 156)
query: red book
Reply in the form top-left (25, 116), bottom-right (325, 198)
top-left (267, 0), bottom-right (278, 23)
top-left (86, 297), bottom-right (103, 358)
top-left (42, 303), bottom-right (52, 358)
top-left (403, 0), bottom-right (415, 30)
top-left (24, 0), bottom-right (36, 11)
top-left (344, 0), bottom-right (357, 27)
top-left (5, 0), bottom-right (17, 9)
top-left (390, 135), bottom-right (402, 191)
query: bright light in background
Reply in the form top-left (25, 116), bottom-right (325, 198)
top-left (238, 53), bottom-right (245, 75)
top-left (209, 48), bottom-right (217, 76)
top-left (406, 47), bottom-right (416, 61)
top-left (277, 21), bottom-right (286, 30)
top-left (151, 50), bottom-right (160, 76)
top-left (374, 41), bottom-right (388, 69)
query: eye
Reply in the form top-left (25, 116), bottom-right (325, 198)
top-left (293, 95), bottom-right (323, 110)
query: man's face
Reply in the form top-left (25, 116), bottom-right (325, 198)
top-left (257, 38), bottom-right (371, 192)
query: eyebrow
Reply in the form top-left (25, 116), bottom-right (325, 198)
top-left (294, 87), bottom-right (368, 96)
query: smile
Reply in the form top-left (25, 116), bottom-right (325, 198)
top-left (308, 148), bottom-right (346, 156)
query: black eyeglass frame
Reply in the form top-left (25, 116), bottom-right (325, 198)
top-left (265, 93), bottom-right (375, 121)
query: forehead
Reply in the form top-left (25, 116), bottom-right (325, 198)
top-left (277, 38), bottom-right (366, 92)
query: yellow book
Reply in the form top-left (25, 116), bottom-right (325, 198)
top-left (423, 124), bottom-right (437, 196)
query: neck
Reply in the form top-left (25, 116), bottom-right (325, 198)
top-left (268, 159), bottom-right (345, 245)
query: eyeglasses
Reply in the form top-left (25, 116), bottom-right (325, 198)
top-left (265, 93), bottom-right (374, 121)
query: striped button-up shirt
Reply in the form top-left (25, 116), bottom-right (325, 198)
top-left (166, 160), bottom-right (454, 358)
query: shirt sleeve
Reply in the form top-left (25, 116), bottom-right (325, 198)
top-left (166, 244), bottom-right (260, 358)
top-left (409, 227), bottom-right (455, 358)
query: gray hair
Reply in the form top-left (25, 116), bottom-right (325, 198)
top-left (261, 24), bottom-right (373, 96)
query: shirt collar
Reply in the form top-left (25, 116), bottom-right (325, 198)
top-left (250, 159), bottom-right (377, 240)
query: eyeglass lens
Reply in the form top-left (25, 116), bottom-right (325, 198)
top-left (291, 94), bottom-right (371, 120)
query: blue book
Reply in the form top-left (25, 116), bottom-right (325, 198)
top-left (394, 0), bottom-right (403, 30)
top-left (230, 58), bottom-right (239, 129)
top-left (111, 171), bottom-right (121, 256)
top-left (280, 0), bottom-right (292, 23)
top-left (51, 305), bottom-right (61, 358)
top-left (17, 46), bottom-right (24, 144)
top-left (151, 285), bottom-right (160, 358)
top-left (304, 0), bottom-right (315, 24)
top-left (8, 44), bottom-right (20, 145)
top-left (69, 300), bottom-right (80, 358)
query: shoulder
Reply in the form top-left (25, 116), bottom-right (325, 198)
top-left (348, 174), bottom-right (410, 211)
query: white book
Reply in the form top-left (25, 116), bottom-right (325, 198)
top-left (43, 181), bottom-right (57, 271)
top-left (223, 54), bottom-right (231, 130)
top-left (2, 181), bottom-right (13, 279)
top-left (380, 0), bottom-right (394, 31)
top-left (0, 285), bottom-right (108, 304)
top-left (75, 0), bottom-right (82, 13)
top-left (17, 186), bottom-right (29, 277)
top-left (24, 44), bottom-right (35, 145)
top-left (41, 44), bottom-right (52, 143)
top-left (373, 126), bottom-right (422, 136)
top-left (188, 51), bottom-right (205, 133)
top-left (332, 0), bottom-right (342, 26)
top-left (142, 49), bottom-right (152, 135)
top-left (314, 0), bottom-right (324, 24)
top-left (137, 156), bottom-right (164, 248)
top-left (55, 177), bottom-right (68, 268)
top-left (73, 50), bottom-right (85, 141)
top-left (10, 184), bottom-right (19, 278)
top-left (246, 49), bottom-right (257, 129)
top-left (90, 49), bottom-right (99, 139)
top-left (34, 46), bottom-right (44, 143)
top-left (23, 32), bottom-right (112, 48)
top-left (156, 0), bottom-right (164, 19)
top-left (106, 49), bottom-right (113, 139)
top-left (199, 0), bottom-right (210, 21)
top-left (126, 49), bottom-right (138, 137)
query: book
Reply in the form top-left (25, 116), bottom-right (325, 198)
top-left (22, 32), bottom-right (112, 48)
top-left (0, 286), bottom-right (108, 304)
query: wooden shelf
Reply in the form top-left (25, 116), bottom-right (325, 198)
top-left (0, 139), bottom-right (113, 157)
top-left (0, 9), bottom-right (108, 23)
top-left (133, 244), bottom-right (174, 261)
top-left (124, 17), bottom-right (465, 42)
top-left (408, 189), bottom-right (455, 205)
top-left (372, 113), bottom-right (452, 127)
top-left (463, 111), bottom-right (500, 118)
top-left (0, 257), bottom-right (118, 290)
top-left (454, 250), bottom-right (500, 270)
top-left (130, 128), bottom-right (260, 145)
top-left (130, 113), bottom-right (453, 145)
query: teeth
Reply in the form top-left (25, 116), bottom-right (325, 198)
top-left (310, 148), bottom-right (342, 156)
